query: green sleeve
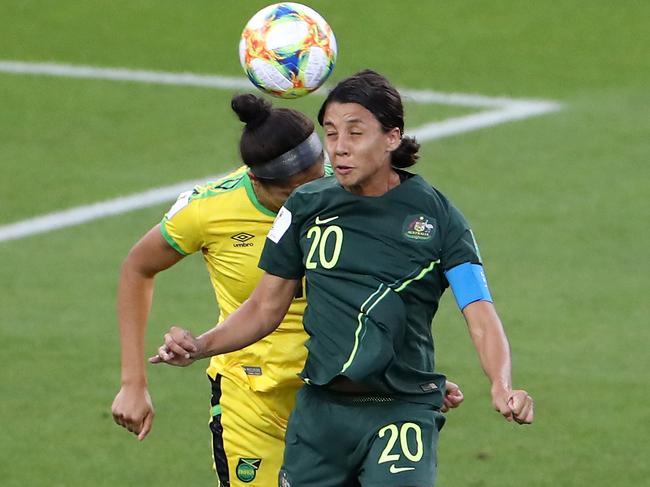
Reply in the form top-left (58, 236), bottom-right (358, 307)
top-left (440, 202), bottom-right (482, 271)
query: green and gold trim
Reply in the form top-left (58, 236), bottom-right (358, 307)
top-left (159, 220), bottom-right (189, 255)
top-left (340, 260), bottom-right (440, 374)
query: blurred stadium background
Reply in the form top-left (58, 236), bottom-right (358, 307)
top-left (1, 1), bottom-right (648, 485)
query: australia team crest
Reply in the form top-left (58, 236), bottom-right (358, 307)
top-left (403, 215), bottom-right (436, 241)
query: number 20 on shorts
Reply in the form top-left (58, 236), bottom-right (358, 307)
top-left (378, 422), bottom-right (424, 465)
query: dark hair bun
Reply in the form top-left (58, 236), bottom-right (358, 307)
top-left (231, 93), bottom-right (272, 128)
top-left (391, 136), bottom-right (420, 168)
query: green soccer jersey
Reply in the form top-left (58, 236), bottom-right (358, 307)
top-left (259, 170), bottom-right (482, 406)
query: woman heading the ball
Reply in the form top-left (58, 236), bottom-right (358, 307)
top-left (152, 71), bottom-right (533, 487)
top-left (112, 93), bottom-right (464, 486)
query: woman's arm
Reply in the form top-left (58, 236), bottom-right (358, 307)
top-left (462, 300), bottom-right (534, 424)
top-left (150, 272), bottom-right (298, 366)
top-left (112, 225), bottom-right (185, 440)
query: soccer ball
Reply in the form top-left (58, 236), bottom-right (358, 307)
top-left (239, 2), bottom-right (337, 99)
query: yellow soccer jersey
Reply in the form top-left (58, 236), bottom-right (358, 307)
top-left (160, 166), bottom-right (307, 392)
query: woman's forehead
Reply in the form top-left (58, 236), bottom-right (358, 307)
top-left (323, 102), bottom-right (377, 125)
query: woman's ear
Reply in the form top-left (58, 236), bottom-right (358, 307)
top-left (386, 127), bottom-right (402, 152)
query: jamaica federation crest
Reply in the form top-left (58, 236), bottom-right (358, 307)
top-left (403, 214), bottom-right (436, 241)
top-left (236, 458), bottom-right (262, 483)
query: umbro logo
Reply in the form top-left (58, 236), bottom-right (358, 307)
top-left (231, 232), bottom-right (254, 247)
top-left (231, 232), bottom-right (254, 242)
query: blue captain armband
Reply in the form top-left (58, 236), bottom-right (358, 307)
top-left (445, 262), bottom-right (493, 311)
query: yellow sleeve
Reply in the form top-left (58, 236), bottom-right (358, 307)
top-left (159, 189), bottom-right (204, 255)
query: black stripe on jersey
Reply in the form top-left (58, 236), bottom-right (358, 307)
top-left (210, 375), bottom-right (230, 487)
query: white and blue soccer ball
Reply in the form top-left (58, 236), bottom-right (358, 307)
top-left (239, 2), bottom-right (337, 99)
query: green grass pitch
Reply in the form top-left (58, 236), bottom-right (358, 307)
top-left (1, 1), bottom-right (648, 485)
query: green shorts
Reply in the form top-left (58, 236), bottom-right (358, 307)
top-left (279, 385), bottom-right (445, 487)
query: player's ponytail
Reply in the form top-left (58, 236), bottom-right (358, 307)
top-left (391, 136), bottom-right (420, 168)
top-left (231, 93), bottom-right (272, 129)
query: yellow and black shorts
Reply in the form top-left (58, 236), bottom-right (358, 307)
top-left (209, 375), bottom-right (299, 486)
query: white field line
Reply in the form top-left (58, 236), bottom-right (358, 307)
top-left (0, 61), bottom-right (562, 243)
top-left (409, 100), bottom-right (561, 140)
top-left (0, 177), bottom-right (221, 242)
top-left (1, 60), bottom-right (558, 108)
top-left (0, 60), bottom-right (253, 90)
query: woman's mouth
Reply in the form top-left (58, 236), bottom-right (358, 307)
top-left (335, 165), bottom-right (353, 175)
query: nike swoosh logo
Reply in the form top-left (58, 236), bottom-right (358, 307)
top-left (315, 215), bottom-right (339, 225)
top-left (389, 465), bottom-right (416, 474)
